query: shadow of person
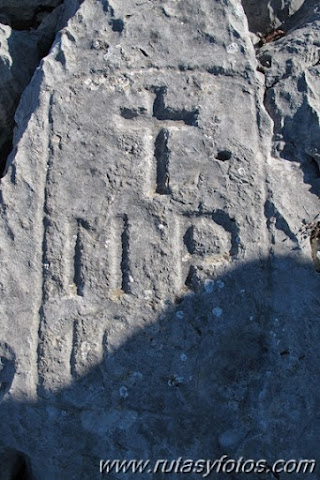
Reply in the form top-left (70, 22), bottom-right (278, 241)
top-left (0, 254), bottom-right (319, 479)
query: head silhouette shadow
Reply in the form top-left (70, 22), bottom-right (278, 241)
top-left (0, 254), bottom-right (319, 480)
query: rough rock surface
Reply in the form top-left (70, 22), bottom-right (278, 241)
top-left (0, 0), bottom-right (319, 479)
top-left (243, 0), bottom-right (307, 32)
top-left (0, 0), bottom-right (64, 174)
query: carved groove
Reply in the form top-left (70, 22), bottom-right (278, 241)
top-left (212, 210), bottom-right (240, 256)
top-left (153, 87), bottom-right (199, 126)
top-left (121, 214), bottom-right (131, 293)
top-left (73, 219), bottom-right (90, 297)
top-left (70, 319), bottom-right (79, 380)
top-left (183, 226), bottom-right (195, 254)
top-left (155, 129), bottom-right (170, 195)
top-left (74, 223), bottom-right (84, 296)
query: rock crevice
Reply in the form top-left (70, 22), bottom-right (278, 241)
top-left (0, 1), bottom-right (65, 177)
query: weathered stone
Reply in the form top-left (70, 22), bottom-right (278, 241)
top-left (0, 1), bottom-right (64, 176)
top-left (0, 0), bottom-right (318, 479)
top-left (0, 0), bottom-right (62, 29)
top-left (256, 1), bottom-right (320, 199)
top-left (242, 0), bottom-right (307, 32)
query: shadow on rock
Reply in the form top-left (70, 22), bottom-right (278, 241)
top-left (0, 255), bottom-right (319, 479)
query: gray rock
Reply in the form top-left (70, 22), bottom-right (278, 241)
top-left (242, 0), bottom-right (307, 32)
top-left (0, 1), bottom-right (63, 175)
top-left (0, 0), bottom-right (318, 479)
top-left (0, 0), bottom-right (62, 29)
top-left (256, 1), bottom-right (320, 195)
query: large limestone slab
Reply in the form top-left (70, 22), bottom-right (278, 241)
top-left (0, 0), bottom-right (318, 478)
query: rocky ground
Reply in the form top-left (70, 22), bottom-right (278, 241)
top-left (0, 0), bottom-right (319, 479)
